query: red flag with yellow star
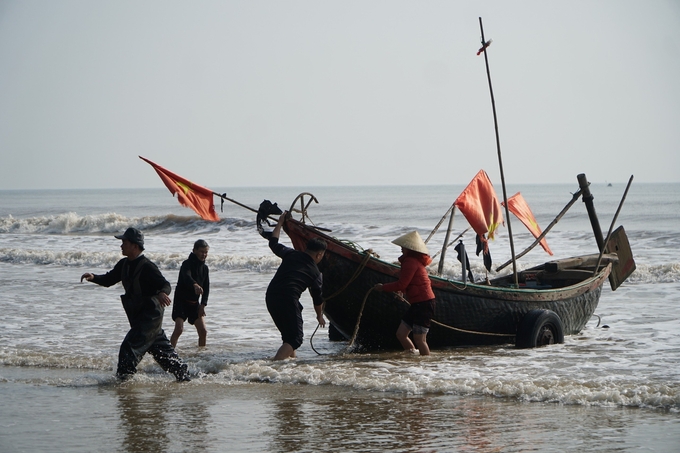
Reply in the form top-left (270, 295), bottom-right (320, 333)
top-left (139, 156), bottom-right (219, 222)
top-left (454, 170), bottom-right (504, 241)
top-left (503, 192), bottom-right (553, 255)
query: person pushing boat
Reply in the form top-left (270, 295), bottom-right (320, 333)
top-left (265, 211), bottom-right (327, 360)
top-left (373, 231), bottom-right (436, 355)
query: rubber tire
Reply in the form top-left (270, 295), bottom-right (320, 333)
top-left (515, 309), bottom-right (564, 349)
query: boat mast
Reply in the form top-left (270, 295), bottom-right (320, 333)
top-left (478, 17), bottom-right (518, 286)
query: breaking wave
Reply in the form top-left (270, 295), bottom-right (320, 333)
top-left (2, 350), bottom-right (677, 412)
top-left (1, 248), bottom-right (678, 283)
top-left (3, 212), bottom-right (679, 283)
top-left (0, 248), bottom-right (282, 272)
top-left (0, 212), bottom-right (253, 235)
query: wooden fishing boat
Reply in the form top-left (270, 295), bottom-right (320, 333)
top-left (138, 158), bottom-right (636, 350)
top-left (281, 181), bottom-right (635, 350)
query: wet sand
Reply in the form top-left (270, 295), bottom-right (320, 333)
top-left (2, 365), bottom-right (678, 453)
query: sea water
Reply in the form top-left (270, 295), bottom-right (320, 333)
top-left (1, 182), bottom-right (679, 452)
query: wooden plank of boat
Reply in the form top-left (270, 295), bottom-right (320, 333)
top-left (605, 225), bottom-right (636, 291)
top-left (544, 253), bottom-right (619, 273)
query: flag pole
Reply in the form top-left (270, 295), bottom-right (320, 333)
top-left (478, 17), bottom-right (518, 286)
top-left (212, 191), bottom-right (259, 214)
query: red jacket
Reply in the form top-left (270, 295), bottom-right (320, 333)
top-left (382, 250), bottom-right (435, 304)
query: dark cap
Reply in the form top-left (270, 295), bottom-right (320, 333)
top-left (193, 239), bottom-right (209, 249)
top-left (115, 227), bottom-right (145, 249)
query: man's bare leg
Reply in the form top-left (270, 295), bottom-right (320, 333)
top-left (194, 316), bottom-right (207, 347)
top-left (170, 317), bottom-right (184, 348)
top-left (273, 342), bottom-right (295, 360)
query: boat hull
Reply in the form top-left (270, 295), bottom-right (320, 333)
top-left (284, 218), bottom-right (609, 350)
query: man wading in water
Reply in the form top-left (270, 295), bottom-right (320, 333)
top-left (170, 239), bottom-right (211, 348)
top-left (265, 211), bottom-right (327, 360)
top-left (81, 227), bottom-right (190, 381)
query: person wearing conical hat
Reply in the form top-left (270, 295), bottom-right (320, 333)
top-left (374, 230), bottom-right (436, 355)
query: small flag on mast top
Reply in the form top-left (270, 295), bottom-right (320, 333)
top-left (502, 192), bottom-right (553, 256)
top-left (139, 156), bottom-right (219, 222)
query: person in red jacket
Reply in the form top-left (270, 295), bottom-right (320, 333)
top-left (374, 231), bottom-right (435, 355)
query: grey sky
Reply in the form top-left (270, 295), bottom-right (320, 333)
top-left (1, 1), bottom-right (679, 190)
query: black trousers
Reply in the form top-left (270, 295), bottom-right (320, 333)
top-left (117, 327), bottom-right (188, 379)
top-left (266, 296), bottom-right (304, 350)
top-left (118, 296), bottom-right (188, 380)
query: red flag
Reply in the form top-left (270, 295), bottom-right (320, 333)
top-left (139, 156), bottom-right (219, 222)
top-left (502, 192), bottom-right (553, 256)
top-left (454, 170), bottom-right (503, 240)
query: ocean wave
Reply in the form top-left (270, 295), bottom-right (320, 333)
top-left (3, 352), bottom-right (677, 411)
top-left (1, 247), bottom-right (678, 282)
top-left (0, 212), bottom-right (253, 235)
top-left (624, 262), bottom-right (680, 284)
top-left (0, 248), bottom-right (281, 272)
top-left (0, 248), bottom-right (121, 268)
top-left (216, 360), bottom-right (679, 411)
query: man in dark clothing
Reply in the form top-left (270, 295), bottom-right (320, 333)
top-left (266, 211), bottom-right (327, 360)
top-left (81, 227), bottom-right (190, 382)
top-left (170, 239), bottom-right (210, 348)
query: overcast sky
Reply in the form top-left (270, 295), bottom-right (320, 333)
top-left (1, 1), bottom-right (679, 190)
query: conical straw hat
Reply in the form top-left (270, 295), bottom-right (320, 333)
top-left (392, 231), bottom-right (429, 255)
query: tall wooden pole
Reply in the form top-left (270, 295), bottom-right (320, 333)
top-left (576, 174), bottom-right (605, 251)
top-left (438, 209), bottom-right (456, 275)
top-left (478, 17), bottom-right (518, 286)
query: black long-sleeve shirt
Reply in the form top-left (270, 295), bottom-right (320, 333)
top-left (266, 237), bottom-right (323, 306)
top-left (173, 252), bottom-right (210, 306)
top-left (92, 255), bottom-right (171, 297)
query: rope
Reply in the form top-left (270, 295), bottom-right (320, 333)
top-left (309, 323), bottom-right (324, 355)
top-left (344, 287), bottom-right (375, 353)
top-left (430, 319), bottom-right (514, 337)
top-left (393, 294), bottom-right (515, 338)
top-left (322, 250), bottom-right (376, 302)
top-left (309, 250), bottom-right (377, 355)
top-left (591, 313), bottom-right (601, 328)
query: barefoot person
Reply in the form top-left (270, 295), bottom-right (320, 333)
top-left (81, 227), bottom-right (190, 381)
top-left (170, 240), bottom-right (210, 348)
top-left (373, 231), bottom-right (436, 355)
top-left (265, 212), bottom-right (327, 360)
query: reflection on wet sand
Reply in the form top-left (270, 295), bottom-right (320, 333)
top-left (1, 366), bottom-right (675, 453)
top-left (268, 386), bottom-right (450, 452)
top-left (114, 383), bottom-right (211, 453)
